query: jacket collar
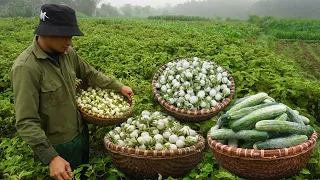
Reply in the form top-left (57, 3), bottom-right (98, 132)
top-left (32, 36), bottom-right (49, 60)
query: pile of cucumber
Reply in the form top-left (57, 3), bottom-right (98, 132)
top-left (210, 92), bottom-right (314, 150)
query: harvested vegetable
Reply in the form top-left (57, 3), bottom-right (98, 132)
top-left (77, 86), bottom-right (130, 116)
top-left (105, 111), bottom-right (200, 150)
top-left (209, 92), bottom-right (314, 150)
top-left (156, 58), bottom-right (232, 110)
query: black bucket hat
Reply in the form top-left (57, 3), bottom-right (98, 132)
top-left (34, 4), bottom-right (84, 36)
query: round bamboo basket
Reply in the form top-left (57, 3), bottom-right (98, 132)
top-left (207, 131), bottom-right (318, 180)
top-left (152, 58), bottom-right (235, 122)
top-left (104, 136), bottom-right (206, 179)
top-left (76, 82), bottom-right (134, 126)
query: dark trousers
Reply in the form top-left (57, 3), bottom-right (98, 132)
top-left (53, 125), bottom-right (89, 170)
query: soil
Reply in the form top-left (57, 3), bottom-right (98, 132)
top-left (275, 40), bottom-right (320, 80)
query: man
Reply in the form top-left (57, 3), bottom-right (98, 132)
top-left (10, 4), bottom-right (134, 180)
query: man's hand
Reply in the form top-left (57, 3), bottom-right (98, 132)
top-left (121, 86), bottom-right (134, 99)
top-left (49, 156), bottom-right (72, 180)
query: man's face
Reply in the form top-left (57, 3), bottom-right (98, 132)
top-left (45, 36), bottom-right (73, 53)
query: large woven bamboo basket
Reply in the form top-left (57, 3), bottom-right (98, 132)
top-left (152, 59), bottom-right (235, 122)
top-left (104, 136), bottom-right (206, 180)
top-left (207, 131), bottom-right (318, 180)
top-left (76, 82), bottom-right (135, 126)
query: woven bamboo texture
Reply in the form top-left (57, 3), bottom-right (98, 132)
top-left (76, 82), bottom-right (134, 126)
top-left (207, 131), bottom-right (318, 180)
top-left (104, 136), bottom-right (206, 179)
top-left (152, 59), bottom-right (235, 122)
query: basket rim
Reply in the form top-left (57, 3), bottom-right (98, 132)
top-left (76, 82), bottom-right (135, 120)
top-left (152, 58), bottom-right (235, 116)
top-left (104, 135), bottom-right (206, 158)
top-left (207, 131), bottom-right (318, 160)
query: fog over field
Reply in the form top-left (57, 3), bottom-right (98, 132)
top-left (1, 0), bottom-right (320, 19)
top-left (99, 0), bottom-right (190, 8)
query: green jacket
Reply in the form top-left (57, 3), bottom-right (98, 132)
top-left (10, 37), bottom-right (123, 165)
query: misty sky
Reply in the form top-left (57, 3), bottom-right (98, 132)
top-left (99, 0), bottom-right (189, 8)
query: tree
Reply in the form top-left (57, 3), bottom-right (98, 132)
top-left (133, 5), bottom-right (143, 17)
top-left (97, 3), bottom-right (121, 17)
top-left (0, 0), bottom-right (38, 17)
top-left (45, 0), bottom-right (101, 16)
top-left (141, 6), bottom-right (153, 17)
top-left (120, 4), bottom-right (133, 17)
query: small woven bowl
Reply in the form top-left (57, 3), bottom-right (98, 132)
top-left (152, 58), bottom-right (235, 122)
top-left (76, 82), bottom-right (135, 126)
top-left (104, 136), bottom-right (206, 180)
top-left (207, 131), bottom-right (318, 180)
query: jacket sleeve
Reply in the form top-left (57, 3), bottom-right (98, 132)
top-left (11, 66), bottom-right (58, 165)
top-left (72, 48), bottom-right (124, 92)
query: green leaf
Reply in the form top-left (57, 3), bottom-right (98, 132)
top-left (301, 168), bottom-right (310, 175)
top-left (203, 163), bottom-right (213, 172)
top-left (107, 174), bottom-right (117, 180)
top-left (188, 171), bottom-right (198, 178)
top-left (215, 171), bottom-right (235, 179)
top-left (308, 158), bottom-right (318, 164)
top-left (73, 167), bottom-right (84, 175)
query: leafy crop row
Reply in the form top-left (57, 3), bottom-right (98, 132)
top-left (0, 17), bottom-right (319, 179)
top-left (148, 15), bottom-right (211, 22)
top-left (249, 15), bottom-right (320, 40)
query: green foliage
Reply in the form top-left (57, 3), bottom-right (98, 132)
top-left (0, 17), bottom-right (319, 179)
top-left (249, 16), bottom-right (320, 40)
top-left (0, 137), bottom-right (49, 179)
top-left (96, 3), bottom-right (121, 17)
top-left (148, 15), bottom-right (211, 22)
top-left (251, 0), bottom-right (320, 19)
top-left (0, 0), bottom-right (37, 18)
top-left (76, 12), bottom-right (89, 19)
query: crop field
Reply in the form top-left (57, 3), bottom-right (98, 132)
top-left (276, 40), bottom-right (320, 79)
top-left (0, 17), bottom-right (320, 179)
top-left (250, 16), bottom-right (320, 40)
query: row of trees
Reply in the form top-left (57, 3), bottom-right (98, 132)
top-left (0, 0), bottom-right (100, 17)
top-left (1, 0), bottom-right (320, 19)
top-left (97, 0), bottom-right (320, 19)
top-left (97, 3), bottom-right (154, 17)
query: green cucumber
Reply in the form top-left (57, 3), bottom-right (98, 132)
top-left (217, 139), bottom-right (227, 144)
top-left (231, 104), bottom-right (287, 131)
top-left (255, 120), bottom-right (314, 137)
top-left (234, 96), bottom-right (251, 105)
top-left (236, 130), bottom-right (269, 141)
top-left (263, 99), bottom-right (273, 103)
top-left (227, 102), bottom-right (278, 120)
top-left (299, 115), bottom-right (310, 125)
top-left (217, 114), bottom-right (231, 127)
top-left (210, 129), bottom-right (235, 140)
top-left (266, 96), bottom-right (276, 102)
top-left (293, 110), bottom-right (299, 115)
top-left (275, 113), bottom-right (287, 121)
top-left (210, 129), bottom-right (268, 141)
top-left (267, 131), bottom-right (281, 138)
top-left (286, 106), bottom-right (305, 125)
top-left (228, 139), bottom-right (239, 148)
top-left (227, 92), bottom-right (269, 114)
top-left (240, 141), bottom-right (255, 149)
top-left (209, 125), bottom-right (220, 134)
top-left (253, 135), bottom-right (308, 150)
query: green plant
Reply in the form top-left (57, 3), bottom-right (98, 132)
top-left (0, 17), bottom-right (319, 179)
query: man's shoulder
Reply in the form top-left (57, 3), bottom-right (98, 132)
top-left (66, 46), bottom-right (77, 56)
top-left (12, 45), bottom-right (38, 71)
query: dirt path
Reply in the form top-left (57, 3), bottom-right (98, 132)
top-left (276, 41), bottom-right (320, 80)
top-left (298, 42), bottom-right (320, 70)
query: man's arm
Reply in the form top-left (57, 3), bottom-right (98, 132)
top-left (11, 66), bottom-right (58, 165)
